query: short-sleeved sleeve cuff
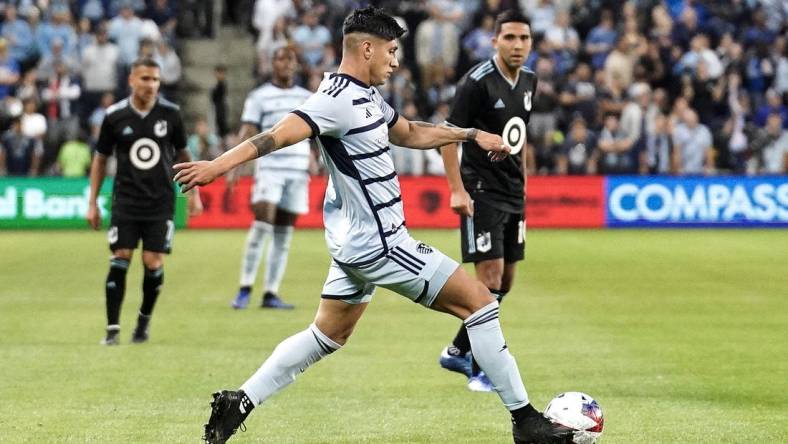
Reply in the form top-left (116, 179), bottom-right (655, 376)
top-left (291, 110), bottom-right (320, 139)
top-left (387, 111), bottom-right (399, 128)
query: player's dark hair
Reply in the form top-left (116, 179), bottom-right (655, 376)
top-left (494, 9), bottom-right (531, 35)
top-left (131, 57), bottom-right (160, 70)
top-left (342, 6), bottom-right (405, 41)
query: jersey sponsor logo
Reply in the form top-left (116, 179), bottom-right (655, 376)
top-left (523, 91), bottom-right (532, 111)
top-left (122, 126), bottom-right (133, 136)
top-left (416, 242), bottom-right (433, 254)
top-left (475, 231), bottom-right (491, 253)
top-left (494, 98), bottom-right (505, 109)
top-left (502, 116), bottom-right (527, 155)
top-left (154, 120), bottom-right (168, 137)
top-left (129, 137), bottom-right (161, 170)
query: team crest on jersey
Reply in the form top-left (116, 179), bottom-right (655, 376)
top-left (416, 243), bottom-right (433, 254)
top-left (154, 120), bottom-right (168, 137)
top-left (523, 91), bottom-right (532, 111)
top-left (476, 232), bottom-right (492, 253)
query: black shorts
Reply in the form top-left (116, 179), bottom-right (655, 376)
top-left (108, 217), bottom-right (174, 253)
top-left (460, 200), bottom-right (525, 263)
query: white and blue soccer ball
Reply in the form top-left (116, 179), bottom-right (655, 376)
top-left (544, 392), bottom-right (604, 444)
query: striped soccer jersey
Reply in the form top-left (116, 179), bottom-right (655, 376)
top-left (242, 83), bottom-right (312, 174)
top-left (292, 73), bottom-right (407, 266)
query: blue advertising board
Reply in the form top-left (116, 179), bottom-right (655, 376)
top-left (605, 176), bottom-right (788, 227)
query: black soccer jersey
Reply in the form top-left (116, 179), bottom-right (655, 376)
top-left (446, 58), bottom-right (537, 213)
top-left (96, 97), bottom-right (187, 220)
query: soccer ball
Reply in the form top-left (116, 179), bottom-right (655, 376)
top-left (544, 392), bottom-right (604, 444)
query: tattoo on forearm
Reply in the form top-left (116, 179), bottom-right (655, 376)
top-left (248, 132), bottom-right (276, 158)
top-left (465, 128), bottom-right (478, 141)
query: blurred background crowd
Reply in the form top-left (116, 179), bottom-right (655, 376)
top-left (0, 0), bottom-right (786, 178)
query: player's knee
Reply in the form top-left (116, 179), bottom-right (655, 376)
top-left (470, 281), bottom-right (496, 310)
top-left (314, 321), bottom-right (355, 346)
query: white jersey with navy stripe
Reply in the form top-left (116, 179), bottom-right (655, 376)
top-left (292, 73), bottom-right (407, 266)
top-left (242, 83), bottom-right (312, 174)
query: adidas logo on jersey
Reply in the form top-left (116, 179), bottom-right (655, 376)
top-left (365, 108), bottom-right (373, 118)
top-left (122, 126), bottom-right (133, 136)
top-left (494, 99), bottom-right (505, 109)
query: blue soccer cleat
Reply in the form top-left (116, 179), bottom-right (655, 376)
top-left (231, 288), bottom-right (251, 309)
top-left (467, 371), bottom-right (493, 392)
top-left (439, 346), bottom-right (472, 378)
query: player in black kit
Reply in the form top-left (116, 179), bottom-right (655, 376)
top-left (87, 57), bottom-right (203, 345)
top-left (438, 10), bottom-right (536, 391)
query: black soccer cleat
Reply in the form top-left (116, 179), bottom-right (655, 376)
top-left (260, 291), bottom-right (294, 310)
top-left (100, 327), bottom-right (120, 346)
top-left (131, 314), bottom-right (151, 343)
top-left (512, 407), bottom-right (574, 444)
top-left (203, 390), bottom-right (254, 444)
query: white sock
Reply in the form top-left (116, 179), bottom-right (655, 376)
top-left (240, 323), bottom-right (340, 405)
top-left (264, 225), bottom-right (294, 294)
top-left (240, 221), bottom-right (272, 287)
top-left (465, 300), bottom-right (529, 410)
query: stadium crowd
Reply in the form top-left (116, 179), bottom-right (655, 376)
top-left (1, 0), bottom-right (786, 178)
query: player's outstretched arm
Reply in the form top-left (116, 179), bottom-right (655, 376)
top-left (388, 117), bottom-right (510, 160)
top-left (174, 114), bottom-right (312, 192)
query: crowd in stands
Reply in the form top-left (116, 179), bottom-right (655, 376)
top-left (0, 0), bottom-right (185, 177)
top-left (239, 0), bottom-right (787, 176)
top-left (1, 0), bottom-right (786, 178)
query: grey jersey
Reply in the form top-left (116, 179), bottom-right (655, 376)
top-left (292, 73), bottom-right (406, 266)
top-left (242, 83), bottom-right (312, 173)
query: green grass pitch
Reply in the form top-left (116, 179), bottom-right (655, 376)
top-left (1, 228), bottom-right (786, 443)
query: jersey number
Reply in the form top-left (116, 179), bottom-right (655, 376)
top-left (130, 138), bottom-right (161, 170)
top-left (502, 117), bottom-right (527, 155)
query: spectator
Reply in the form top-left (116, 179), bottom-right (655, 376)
top-left (2, 5), bottom-right (37, 71)
top-left (675, 34), bottom-right (723, 79)
top-left (545, 10), bottom-right (579, 73)
top-left (644, 113), bottom-right (673, 174)
top-left (80, 24), bottom-right (119, 120)
top-left (0, 39), bottom-right (21, 100)
top-left (41, 61), bottom-right (81, 168)
top-left (584, 9), bottom-right (617, 71)
top-left (462, 14), bottom-right (496, 65)
top-left (210, 64), bottom-right (229, 138)
top-left (41, 7), bottom-right (79, 60)
top-left (187, 117), bottom-right (221, 161)
top-left (556, 116), bottom-right (597, 175)
top-left (673, 108), bottom-right (715, 174)
top-left (37, 38), bottom-right (79, 82)
top-left (530, 57), bottom-right (559, 164)
top-left (528, 0), bottom-right (556, 35)
top-left (157, 40), bottom-right (182, 101)
top-left (76, 18), bottom-right (95, 57)
top-left (81, 0), bottom-right (105, 24)
top-left (108, 4), bottom-right (144, 67)
top-left (253, 0), bottom-right (296, 56)
top-left (256, 17), bottom-right (290, 80)
top-left (776, 44), bottom-right (788, 96)
top-left (559, 62), bottom-right (597, 130)
top-left (597, 113), bottom-right (637, 174)
top-left (620, 82), bottom-right (650, 154)
top-left (604, 36), bottom-right (636, 91)
top-left (15, 68), bottom-right (40, 104)
top-left (292, 9), bottom-right (332, 68)
top-left (89, 92), bottom-right (115, 147)
top-left (0, 117), bottom-right (42, 176)
top-left (56, 133), bottom-right (92, 177)
top-left (754, 89), bottom-right (788, 128)
top-left (749, 113), bottom-right (788, 174)
top-left (147, 0), bottom-right (178, 41)
top-left (20, 98), bottom-right (46, 142)
top-left (415, 2), bottom-right (460, 89)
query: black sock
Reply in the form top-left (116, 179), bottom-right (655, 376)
top-left (105, 258), bottom-right (129, 326)
top-left (451, 325), bottom-right (471, 355)
top-left (511, 403), bottom-right (539, 424)
top-left (240, 285), bottom-right (251, 293)
top-left (140, 267), bottom-right (163, 316)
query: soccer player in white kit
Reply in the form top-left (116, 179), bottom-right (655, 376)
top-left (175, 7), bottom-right (571, 444)
top-left (230, 47), bottom-right (314, 310)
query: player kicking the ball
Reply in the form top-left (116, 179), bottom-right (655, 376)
top-left (175, 7), bottom-right (570, 444)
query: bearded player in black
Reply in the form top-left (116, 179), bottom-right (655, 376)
top-left (87, 58), bottom-right (203, 345)
top-left (439, 10), bottom-right (536, 391)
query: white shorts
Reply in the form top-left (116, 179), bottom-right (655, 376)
top-left (320, 236), bottom-right (460, 308)
top-left (250, 171), bottom-right (309, 215)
